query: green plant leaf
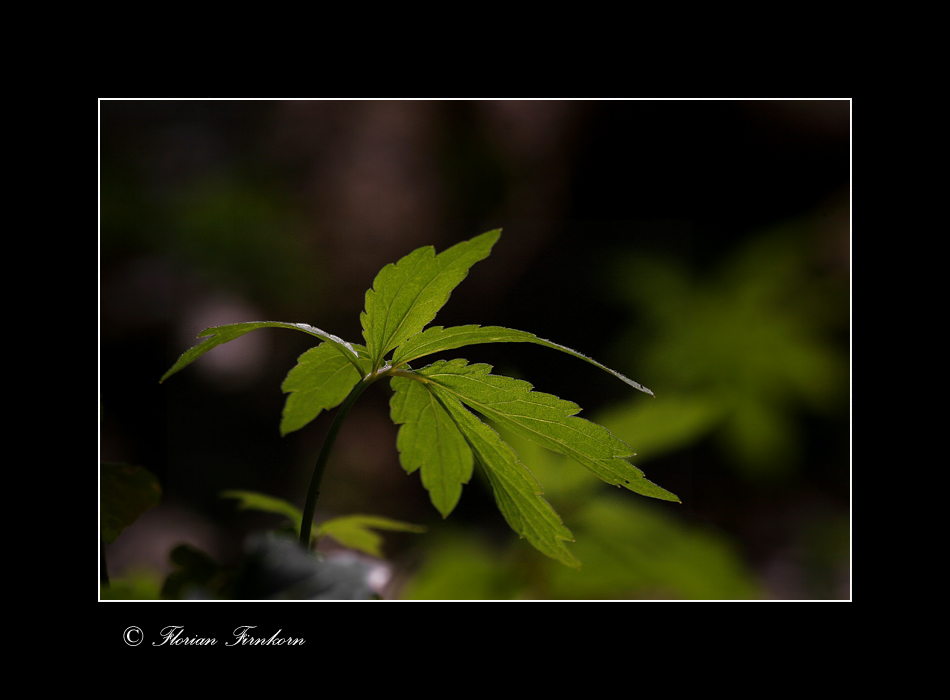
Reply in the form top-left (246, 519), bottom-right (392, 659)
top-left (392, 324), bottom-right (653, 395)
top-left (222, 491), bottom-right (424, 558)
top-left (392, 368), bottom-right (582, 566)
top-left (160, 321), bottom-right (361, 383)
top-left (280, 342), bottom-right (365, 435)
top-left (101, 462), bottom-right (162, 543)
top-left (360, 229), bottom-right (500, 366)
top-left (222, 489), bottom-right (306, 533)
top-left (316, 515), bottom-right (426, 558)
top-left (416, 360), bottom-right (679, 502)
top-left (425, 379), bottom-right (580, 569)
top-left (390, 374), bottom-right (474, 518)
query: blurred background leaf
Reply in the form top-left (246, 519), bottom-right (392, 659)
top-left (606, 219), bottom-right (848, 479)
top-left (401, 428), bottom-right (763, 599)
top-left (316, 515), bottom-right (426, 559)
top-left (100, 462), bottom-right (162, 544)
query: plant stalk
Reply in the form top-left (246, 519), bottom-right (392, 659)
top-left (299, 375), bottom-right (374, 548)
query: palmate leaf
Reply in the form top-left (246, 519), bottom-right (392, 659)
top-left (391, 374), bottom-right (579, 568)
top-left (361, 229), bottom-right (500, 366)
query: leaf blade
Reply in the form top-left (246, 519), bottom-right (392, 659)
top-left (390, 375), bottom-right (474, 518)
top-left (222, 491), bottom-right (424, 557)
top-left (222, 489), bottom-right (305, 533)
top-left (392, 324), bottom-right (654, 396)
top-left (316, 514), bottom-right (426, 558)
top-left (424, 379), bottom-right (580, 568)
top-left (160, 321), bottom-right (361, 383)
top-left (280, 342), bottom-right (364, 435)
top-left (418, 360), bottom-right (680, 502)
top-left (360, 230), bottom-right (500, 364)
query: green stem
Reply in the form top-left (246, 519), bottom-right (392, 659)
top-left (299, 375), bottom-right (375, 549)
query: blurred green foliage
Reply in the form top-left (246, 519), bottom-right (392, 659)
top-left (221, 489), bottom-right (426, 557)
top-left (100, 462), bottom-right (163, 597)
top-left (400, 428), bottom-right (761, 599)
top-left (100, 172), bottom-right (317, 314)
top-left (99, 569), bottom-right (164, 600)
top-left (607, 220), bottom-right (848, 478)
top-left (100, 463), bottom-right (162, 544)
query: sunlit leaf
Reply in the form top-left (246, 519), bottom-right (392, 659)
top-left (393, 324), bottom-right (653, 395)
top-left (160, 321), bottom-right (361, 383)
top-left (426, 381), bottom-right (580, 569)
top-left (392, 366), bottom-right (579, 567)
top-left (417, 360), bottom-right (679, 502)
top-left (390, 374), bottom-right (473, 517)
top-left (360, 229), bottom-right (500, 365)
top-left (280, 342), bottom-right (364, 435)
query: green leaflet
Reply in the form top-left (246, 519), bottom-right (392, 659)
top-left (417, 378), bottom-right (579, 569)
top-left (416, 360), bottom-right (680, 503)
top-left (280, 342), bottom-right (364, 435)
top-left (222, 489), bottom-right (307, 533)
top-left (360, 229), bottom-right (500, 366)
top-left (392, 324), bottom-right (654, 396)
top-left (390, 375), bottom-right (473, 518)
top-left (160, 321), bottom-right (362, 383)
top-left (316, 514), bottom-right (426, 559)
top-left (222, 490), bottom-right (424, 557)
